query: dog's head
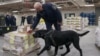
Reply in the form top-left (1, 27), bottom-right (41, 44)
top-left (33, 30), bottom-right (48, 39)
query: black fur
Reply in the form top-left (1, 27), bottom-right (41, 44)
top-left (33, 30), bottom-right (89, 56)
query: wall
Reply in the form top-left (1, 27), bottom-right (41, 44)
top-left (13, 12), bottom-right (36, 25)
top-left (95, 7), bottom-right (100, 25)
top-left (13, 7), bottom-right (95, 26)
top-left (61, 7), bottom-right (95, 19)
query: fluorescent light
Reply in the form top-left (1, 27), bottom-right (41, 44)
top-left (57, 6), bottom-right (62, 9)
top-left (12, 11), bottom-right (19, 13)
top-left (29, 9), bottom-right (36, 11)
top-left (0, 0), bottom-right (22, 5)
top-left (84, 4), bottom-right (94, 7)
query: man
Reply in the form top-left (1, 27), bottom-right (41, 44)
top-left (31, 2), bottom-right (62, 31)
top-left (20, 16), bottom-right (26, 26)
top-left (5, 14), bottom-right (10, 26)
top-left (10, 14), bottom-right (16, 26)
top-left (31, 2), bottom-right (63, 49)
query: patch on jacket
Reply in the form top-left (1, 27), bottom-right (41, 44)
top-left (52, 5), bottom-right (57, 10)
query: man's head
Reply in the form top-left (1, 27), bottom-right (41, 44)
top-left (34, 2), bottom-right (43, 12)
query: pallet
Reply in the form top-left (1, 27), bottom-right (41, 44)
top-left (3, 43), bottom-right (40, 56)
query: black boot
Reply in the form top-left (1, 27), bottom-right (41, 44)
top-left (59, 46), bottom-right (63, 49)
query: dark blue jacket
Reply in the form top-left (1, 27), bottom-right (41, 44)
top-left (27, 15), bottom-right (33, 24)
top-left (32, 3), bottom-right (62, 29)
top-left (5, 15), bottom-right (16, 26)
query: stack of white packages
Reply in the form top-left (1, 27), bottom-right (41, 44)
top-left (95, 27), bottom-right (100, 47)
top-left (3, 26), bottom-right (40, 56)
top-left (82, 17), bottom-right (89, 27)
top-left (66, 17), bottom-right (83, 30)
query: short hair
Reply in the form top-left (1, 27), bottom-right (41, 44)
top-left (34, 2), bottom-right (42, 8)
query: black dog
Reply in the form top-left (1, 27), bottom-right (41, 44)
top-left (33, 30), bottom-right (89, 56)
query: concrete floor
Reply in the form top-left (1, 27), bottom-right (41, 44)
top-left (0, 26), bottom-right (100, 56)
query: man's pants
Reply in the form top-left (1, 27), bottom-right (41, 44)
top-left (20, 21), bottom-right (25, 26)
top-left (45, 22), bottom-right (61, 31)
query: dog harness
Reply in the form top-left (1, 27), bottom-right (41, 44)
top-left (45, 30), bottom-right (57, 46)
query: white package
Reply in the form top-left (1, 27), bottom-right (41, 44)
top-left (95, 27), bottom-right (100, 47)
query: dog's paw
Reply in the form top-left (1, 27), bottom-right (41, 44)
top-left (37, 53), bottom-right (40, 56)
top-left (61, 54), bottom-right (65, 56)
top-left (47, 47), bottom-right (51, 50)
top-left (59, 46), bottom-right (63, 49)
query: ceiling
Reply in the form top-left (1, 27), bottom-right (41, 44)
top-left (0, 0), bottom-right (100, 12)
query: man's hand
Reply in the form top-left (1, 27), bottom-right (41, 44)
top-left (27, 29), bottom-right (33, 33)
top-left (27, 28), bottom-right (38, 33)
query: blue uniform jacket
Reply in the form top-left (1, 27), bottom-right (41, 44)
top-left (32, 3), bottom-right (62, 29)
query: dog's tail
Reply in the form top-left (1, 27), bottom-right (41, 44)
top-left (78, 31), bottom-right (89, 36)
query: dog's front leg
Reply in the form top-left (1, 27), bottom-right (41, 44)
top-left (37, 46), bottom-right (47, 56)
top-left (54, 46), bottom-right (58, 56)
